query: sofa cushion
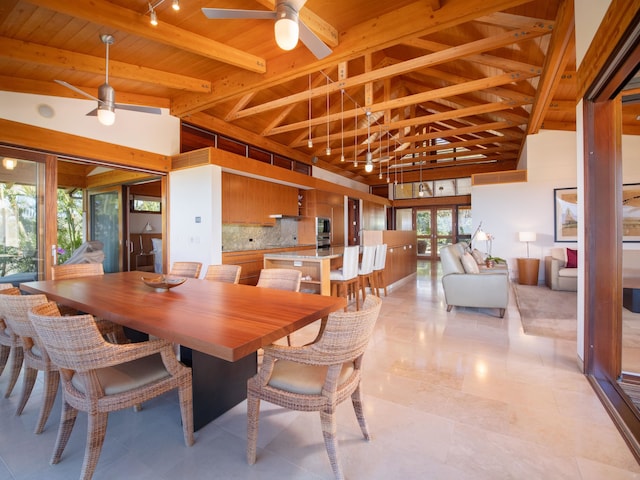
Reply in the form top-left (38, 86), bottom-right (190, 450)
top-left (559, 268), bottom-right (578, 278)
top-left (566, 248), bottom-right (577, 268)
top-left (461, 252), bottom-right (480, 273)
top-left (471, 249), bottom-right (485, 265)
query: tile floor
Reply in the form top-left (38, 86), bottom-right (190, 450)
top-left (1, 261), bottom-right (640, 479)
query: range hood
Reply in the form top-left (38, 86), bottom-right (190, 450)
top-left (269, 214), bottom-right (301, 219)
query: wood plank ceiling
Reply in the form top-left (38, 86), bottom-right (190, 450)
top-left (0, 0), bottom-right (609, 187)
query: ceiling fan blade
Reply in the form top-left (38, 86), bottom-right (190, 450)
top-left (115, 104), bottom-right (162, 115)
top-left (298, 20), bottom-right (332, 59)
top-left (86, 108), bottom-right (98, 117)
top-left (55, 79), bottom-right (100, 103)
top-left (289, 0), bottom-right (308, 11)
top-left (201, 7), bottom-right (276, 20)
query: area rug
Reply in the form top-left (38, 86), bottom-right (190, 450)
top-left (512, 284), bottom-right (577, 340)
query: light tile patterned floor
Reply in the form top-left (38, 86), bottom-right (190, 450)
top-left (1, 261), bottom-right (639, 479)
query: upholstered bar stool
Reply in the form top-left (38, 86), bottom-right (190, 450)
top-left (329, 245), bottom-right (360, 311)
top-left (373, 243), bottom-right (388, 297)
top-left (357, 245), bottom-right (376, 302)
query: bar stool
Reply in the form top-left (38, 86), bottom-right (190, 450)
top-left (329, 245), bottom-right (360, 311)
top-left (373, 243), bottom-right (388, 297)
top-left (357, 245), bottom-right (376, 302)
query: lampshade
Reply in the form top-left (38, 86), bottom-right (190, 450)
top-left (144, 222), bottom-right (153, 232)
top-left (274, 5), bottom-right (299, 51)
top-left (519, 231), bottom-right (536, 243)
top-left (97, 106), bottom-right (115, 126)
top-left (475, 230), bottom-right (488, 241)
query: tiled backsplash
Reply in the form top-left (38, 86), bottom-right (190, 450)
top-left (222, 219), bottom-right (299, 251)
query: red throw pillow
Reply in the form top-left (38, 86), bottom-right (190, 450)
top-left (566, 248), bottom-right (578, 268)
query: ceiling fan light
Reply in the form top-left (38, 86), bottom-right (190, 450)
top-left (172, 0), bottom-right (180, 11)
top-left (150, 9), bottom-right (158, 26)
top-left (274, 5), bottom-right (299, 51)
top-left (97, 106), bottom-right (115, 126)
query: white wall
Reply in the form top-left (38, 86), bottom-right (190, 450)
top-left (472, 130), bottom-right (578, 275)
top-left (168, 165), bottom-right (223, 275)
top-left (0, 91), bottom-right (180, 155)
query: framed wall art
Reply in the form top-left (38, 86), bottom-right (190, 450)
top-left (554, 187), bottom-right (578, 242)
top-left (623, 183), bottom-right (640, 242)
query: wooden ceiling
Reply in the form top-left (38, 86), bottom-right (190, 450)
top-left (0, 0), bottom-right (611, 187)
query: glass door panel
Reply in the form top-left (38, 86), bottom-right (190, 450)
top-left (416, 209), bottom-right (432, 257)
top-left (435, 207), bottom-right (454, 256)
top-left (0, 157), bottom-right (45, 284)
top-left (89, 188), bottom-right (122, 273)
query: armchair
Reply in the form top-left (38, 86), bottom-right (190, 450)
top-left (544, 247), bottom-right (577, 291)
top-left (440, 243), bottom-right (509, 318)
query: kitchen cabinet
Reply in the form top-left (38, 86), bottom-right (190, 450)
top-left (222, 172), bottom-right (297, 225)
top-left (222, 246), bottom-right (302, 285)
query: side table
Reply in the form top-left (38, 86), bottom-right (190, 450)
top-left (517, 258), bottom-right (540, 285)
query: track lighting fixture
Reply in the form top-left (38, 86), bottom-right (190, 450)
top-left (147, 0), bottom-right (181, 26)
top-left (149, 4), bottom-right (158, 25)
top-left (307, 74), bottom-right (313, 148)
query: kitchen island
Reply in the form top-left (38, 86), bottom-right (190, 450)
top-left (263, 247), bottom-right (344, 295)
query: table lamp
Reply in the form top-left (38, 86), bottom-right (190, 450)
top-left (519, 231), bottom-right (536, 257)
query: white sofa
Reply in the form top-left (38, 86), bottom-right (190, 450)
top-left (440, 243), bottom-right (510, 318)
top-left (544, 247), bottom-right (577, 291)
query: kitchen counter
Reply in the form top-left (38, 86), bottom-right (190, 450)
top-left (263, 247), bottom-right (344, 260)
top-left (263, 248), bottom-right (345, 295)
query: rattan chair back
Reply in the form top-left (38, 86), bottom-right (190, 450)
top-left (256, 268), bottom-right (301, 292)
top-left (204, 264), bottom-right (242, 284)
top-left (51, 263), bottom-right (104, 280)
top-left (170, 261), bottom-right (202, 278)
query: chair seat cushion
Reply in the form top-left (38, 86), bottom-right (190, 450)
top-left (268, 360), bottom-right (355, 395)
top-left (72, 353), bottom-right (170, 395)
top-left (558, 268), bottom-right (578, 278)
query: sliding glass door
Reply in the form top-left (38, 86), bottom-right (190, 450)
top-left (88, 187), bottom-right (123, 273)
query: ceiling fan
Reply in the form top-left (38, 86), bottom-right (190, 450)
top-left (201, 0), bottom-right (332, 60)
top-left (55, 34), bottom-right (161, 126)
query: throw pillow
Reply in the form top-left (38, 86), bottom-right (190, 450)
top-left (566, 248), bottom-right (578, 268)
top-left (471, 249), bottom-right (485, 265)
top-left (461, 252), bottom-right (480, 273)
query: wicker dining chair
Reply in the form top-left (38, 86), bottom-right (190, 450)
top-left (203, 264), bottom-right (242, 284)
top-left (51, 263), bottom-right (128, 344)
top-left (0, 292), bottom-right (57, 434)
top-left (247, 294), bottom-right (383, 480)
top-left (0, 286), bottom-right (23, 398)
top-left (28, 302), bottom-right (195, 480)
top-left (256, 268), bottom-right (302, 346)
top-left (169, 261), bottom-right (202, 279)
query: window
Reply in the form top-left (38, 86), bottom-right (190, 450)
top-left (130, 195), bottom-right (161, 213)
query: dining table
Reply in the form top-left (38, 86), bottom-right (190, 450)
top-left (20, 271), bottom-right (346, 430)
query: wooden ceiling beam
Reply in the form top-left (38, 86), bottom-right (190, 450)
top-left (0, 37), bottom-right (211, 93)
top-left (228, 25), bottom-right (549, 122)
top-left (0, 74), bottom-right (170, 108)
top-left (527, 0), bottom-right (575, 134)
top-left (270, 70), bottom-right (536, 137)
top-left (24, 0), bottom-right (266, 73)
top-left (171, 0), bottom-right (537, 116)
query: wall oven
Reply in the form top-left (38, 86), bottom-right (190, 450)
top-left (316, 217), bottom-right (331, 248)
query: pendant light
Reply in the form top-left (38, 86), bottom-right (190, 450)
top-left (325, 75), bottom-right (331, 156)
top-left (353, 107), bottom-right (358, 167)
top-left (340, 89), bottom-right (345, 162)
top-left (418, 156), bottom-right (424, 197)
top-left (364, 111), bottom-right (373, 173)
top-left (307, 74), bottom-right (313, 148)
